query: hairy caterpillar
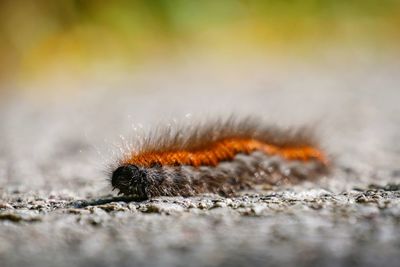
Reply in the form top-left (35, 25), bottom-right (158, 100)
top-left (110, 117), bottom-right (329, 199)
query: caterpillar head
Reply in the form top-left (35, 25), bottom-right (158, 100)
top-left (111, 165), bottom-right (148, 198)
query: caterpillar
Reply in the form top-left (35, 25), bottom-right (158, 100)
top-left (110, 116), bottom-right (329, 199)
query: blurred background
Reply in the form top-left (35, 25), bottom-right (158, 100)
top-left (0, 0), bottom-right (399, 189)
top-left (0, 0), bottom-right (399, 92)
top-left (1, 3), bottom-right (400, 267)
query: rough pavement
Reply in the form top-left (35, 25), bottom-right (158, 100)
top-left (0, 57), bottom-right (399, 267)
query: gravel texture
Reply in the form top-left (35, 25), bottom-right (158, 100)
top-left (0, 57), bottom-right (399, 267)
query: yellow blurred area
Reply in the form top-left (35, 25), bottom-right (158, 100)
top-left (0, 0), bottom-right (399, 86)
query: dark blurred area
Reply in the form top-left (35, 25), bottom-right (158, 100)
top-left (0, 0), bottom-right (399, 90)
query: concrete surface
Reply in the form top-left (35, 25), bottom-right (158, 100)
top-left (0, 57), bottom-right (399, 267)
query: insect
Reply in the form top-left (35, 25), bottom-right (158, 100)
top-left (110, 116), bottom-right (329, 199)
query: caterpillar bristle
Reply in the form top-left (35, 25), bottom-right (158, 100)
top-left (109, 116), bottom-right (330, 199)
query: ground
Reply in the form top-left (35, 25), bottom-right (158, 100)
top-left (0, 57), bottom-right (399, 267)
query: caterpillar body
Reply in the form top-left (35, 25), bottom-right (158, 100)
top-left (110, 117), bottom-right (329, 199)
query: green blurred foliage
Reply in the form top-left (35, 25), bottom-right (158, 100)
top-left (0, 0), bottom-right (399, 82)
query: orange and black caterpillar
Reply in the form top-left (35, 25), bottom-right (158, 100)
top-left (110, 116), bottom-right (329, 199)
